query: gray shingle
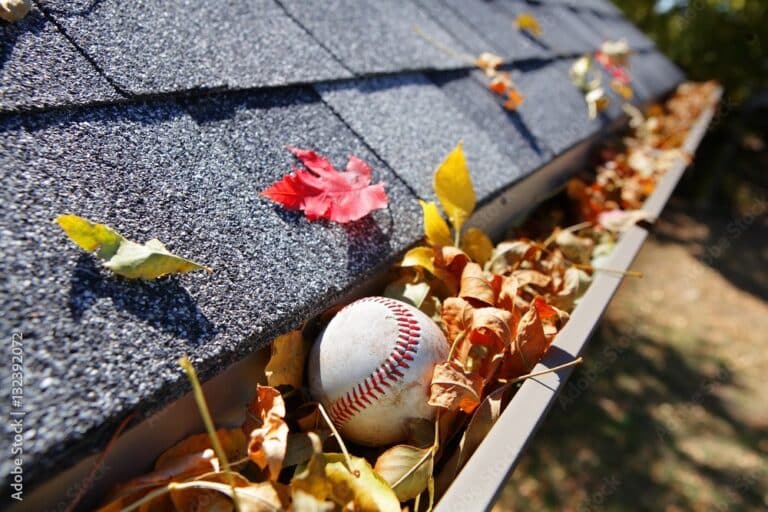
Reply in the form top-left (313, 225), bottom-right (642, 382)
top-left (492, 2), bottom-right (597, 55)
top-left (429, 68), bottom-right (552, 174)
top-left (0, 88), bottom-right (420, 484)
top-left (412, 0), bottom-right (500, 57)
top-left (37, 0), bottom-right (351, 95)
top-left (0, 6), bottom-right (121, 112)
top-left (511, 59), bottom-right (618, 156)
top-left (438, 0), bottom-right (550, 60)
top-left (279, 0), bottom-right (468, 74)
top-left (316, 73), bottom-right (524, 203)
top-left (630, 51), bottom-right (686, 102)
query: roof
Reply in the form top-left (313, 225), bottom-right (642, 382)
top-left (0, 0), bottom-right (684, 492)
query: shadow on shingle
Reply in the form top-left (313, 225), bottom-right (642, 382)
top-left (0, 8), bottom-right (45, 71)
top-left (319, 73), bottom-right (427, 96)
top-left (519, 30), bottom-right (551, 53)
top-left (343, 213), bottom-right (395, 276)
top-left (183, 87), bottom-right (319, 126)
top-left (43, 0), bottom-right (107, 17)
top-left (68, 254), bottom-right (218, 345)
top-left (0, 99), bottom-right (186, 134)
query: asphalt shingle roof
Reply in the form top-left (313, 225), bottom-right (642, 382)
top-left (0, 0), bottom-right (685, 494)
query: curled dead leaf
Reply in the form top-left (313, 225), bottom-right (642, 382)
top-left (441, 297), bottom-right (474, 347)
top-left (374, 444), bottom-right (433, 502)
top-left (429, 361), bottom-right (484, 414)
top-left (459, 262), bottom-right (496, 306)
top-left (243, 386), bottom-right (289, 481)
top-left (502, 300), bottom-right (552, 379)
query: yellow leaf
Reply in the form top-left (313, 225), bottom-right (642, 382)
top-left (324, 454), bottom-right (401, 512)
top-left (433, 143), bottom-right (476, 239)
top-left (56, 214), bottom-right (211, 279)
top-left (291, 433), bottom-right (333, 502)
top-left (419, 200), bottom-right (453, 247)
top-left (374, 445), bottom-right (433, 502)
top-left (515, 13), bottom-right (542, 37)
top-left (399, 246), bottom-right (435, 274)
top-left (55, 214), bottom-right (124, 259)
top-left (265, 330), bottom-right (308, 389)
top-left (460, 227), bottom-right (494, 265)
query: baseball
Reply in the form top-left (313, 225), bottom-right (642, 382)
top-left (308, 296), bottom-right (448, 446)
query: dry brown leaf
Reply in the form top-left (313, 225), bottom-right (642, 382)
top-left (488, 240), bottom-right (536, 274)
top-left (429, 361), bottom-right (484, 414)
top-left (441, 296), bottom-right (475, 347)
top-left (433, 245), bottom-right (470, 279)
top-left (497, 275), bottom-right (519, 313)
top-left (503, 88), bottom-right (525, 111)
top-left (98, 451), bottom-right (219, 512)
top-left (555, 229), bottom-right (594, 264)
top-left (502, 300), bottom-right (552, 379)
top-left (169, 471), bottom-right (251, 512)
top-left (512, 269), bottom-right (552, 289)
top-left (155, 429), bottom-right (247, 472)
top-left (243, 386), bottom-right (289, 481)
top-left (459, 262), bottom-right (496, 306)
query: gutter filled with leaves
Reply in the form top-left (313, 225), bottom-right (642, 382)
top-left (23, 80), bottom-right (720, 512)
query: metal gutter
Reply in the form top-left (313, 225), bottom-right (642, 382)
top-left (435, 87), bottom-right (722, 512)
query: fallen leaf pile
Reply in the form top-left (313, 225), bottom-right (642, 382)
top-left (97, 81), bottom-right (718, 511)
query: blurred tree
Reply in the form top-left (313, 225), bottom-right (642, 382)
top-left (613, 0), bottom-right (768, 212)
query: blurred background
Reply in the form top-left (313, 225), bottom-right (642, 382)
top-left (495, 1), bottom-right (767, 510)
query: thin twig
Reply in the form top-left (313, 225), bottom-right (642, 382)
top-left (179, 357), bottom-right (242, 512)
top-left (412, 26), bottom-right (476, 65)
top-left (497, 356), bottom-right (584, 385)
top-left (316, 402), bottom-right (356, 477)
top-left (447, 329), bottom-right (469, 361)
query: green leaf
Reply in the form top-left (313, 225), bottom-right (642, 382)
top-left (56, 214), bottom-right (210, 279)
top-left (374, 444), bottom-right (433, 502)
top-left (433, 143), bottom-right (476, 238)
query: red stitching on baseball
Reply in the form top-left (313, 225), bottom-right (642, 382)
top-left (327, 297), bottom-right (421, 426)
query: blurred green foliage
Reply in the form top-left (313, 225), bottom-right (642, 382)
top-left (613, 0), bottom-right (768, 213)
top-left (614, 0), bottom-right (767, 102)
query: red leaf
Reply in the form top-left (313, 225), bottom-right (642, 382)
top-left (261, 147), bottom-right (389, 223)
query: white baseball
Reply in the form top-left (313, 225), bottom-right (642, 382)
top-left (308, 296), bottom-right (448, 446)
